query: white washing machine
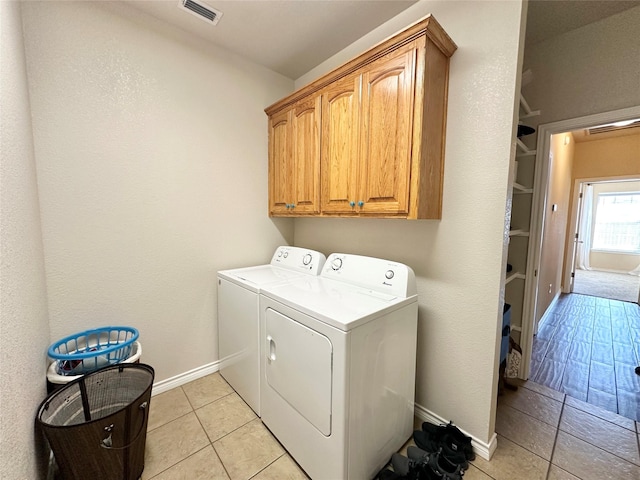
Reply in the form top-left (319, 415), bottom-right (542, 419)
top-left (259, 253), bottom-right (418, 480)
top-left (217, 246), bottom-right (326, 415)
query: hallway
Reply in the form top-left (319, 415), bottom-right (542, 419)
top-left (530, 293), bottom-right (640, 421)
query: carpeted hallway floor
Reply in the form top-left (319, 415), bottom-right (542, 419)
top-left (573, 269), bottom-right (640, 303)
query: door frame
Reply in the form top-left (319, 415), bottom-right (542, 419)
top-left (519, 105), bottom-right (640, 380)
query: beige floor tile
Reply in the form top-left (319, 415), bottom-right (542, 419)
top-left (182, 372), bottom-right (234, 409)
top-left (196, 392), bottom-right (257, 442)
top-left (495, 403), bottom-right (557, 460)
top-left (547, 465), bottom-right (581, 480)
top-left (499, 385), bottom-right (562, 427)
top-left (552, 431), bottom-right (640, 480)
top-left (565, 394), bottom-right (636, 431)
top-left (463, 464), bottom-right (494, 480)
top-left (147, 387), bottom-right (193, 431)
top-left (470, 435), bottom-right (549, 480)
top-left (214, 418), bottom-right (285, 480)
top-left (521, 380), bottom-right (566, 402)
top-left (142, 412), bottom-right (210, 479)
top-left (149, 445), bottom-right (229, 480)
top-left (251, 454), bottom-right (309, 480)
top-left (560, 405), bottom-right (640, 465)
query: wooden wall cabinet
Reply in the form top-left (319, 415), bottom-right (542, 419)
top-left (266, 15), bottom-right (456, 219)
top-left (268, 96), bottom-right (321, 215)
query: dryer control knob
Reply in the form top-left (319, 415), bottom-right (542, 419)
top-left (303, 253), bottom-right (312, 265)
top-left (331, 258), bottom-right (343, 271)
top-left (385, 270), bottom-right (395, 279)
top-left (283, 251), bottom-right (288, 258)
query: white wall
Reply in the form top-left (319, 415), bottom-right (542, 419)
top-left (294, 0), bottom-right (525, 446)
top-left (523, 5), bottom-right (640, 127)
top-left (0, 2), bottom-right (51, 478)
top-left (21, 1), bottom-right (295, 383)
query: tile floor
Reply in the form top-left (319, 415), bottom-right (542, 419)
top-left (144, 372), bottom-right (640, 480)
top-left (530, 293), bottom-right (640, 421)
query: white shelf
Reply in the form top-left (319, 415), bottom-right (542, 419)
top-left (506, 271), bottom-right (526, 285)
top-left (509, 229), bottom-right (529, 237)
top-left (520, 94), bottom-right (540, 119)
top-left (513, 182), bottom-right (533, 194)
top-left (516, 138), bottom-right (536, 156)
top-left (511, 325), bottom-right (522, 333)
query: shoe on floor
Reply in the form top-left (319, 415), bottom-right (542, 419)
top-left (421, 420), bottom-right (475, 461)
top-left (389, 452), bottom-right (438, 480)
top-left (413, 430), bottom-right (468, 470)
top-left (408, 446), bottom-right (464, 480)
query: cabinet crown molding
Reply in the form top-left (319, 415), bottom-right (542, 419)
top-left (265, 14), bottom-right (457, 116)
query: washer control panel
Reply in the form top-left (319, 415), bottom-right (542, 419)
top-left (270, 246), bottom-right (326, 275)
top-left (322, 253), bottom-right (416, 297)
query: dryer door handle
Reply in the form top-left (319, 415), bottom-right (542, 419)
top-left (267, 335), bottom-right (276, 362)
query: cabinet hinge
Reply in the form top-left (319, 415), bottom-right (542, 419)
top-left (534, 269), bottom-right (537, 277)
top-left (571, 272), bottom-right (575, 278)
top-left (575, 233), bottom-right (579, 239)
top-left (579, 193), bottom-right (583, 199)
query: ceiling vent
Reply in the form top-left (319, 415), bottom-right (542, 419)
top-left (587, 119), bottom-right (640, 136)
top-left (178, 0), bottom-right (223, 25)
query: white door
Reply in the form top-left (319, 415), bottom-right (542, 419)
top-left (265, 308), bottom-right (333, 435)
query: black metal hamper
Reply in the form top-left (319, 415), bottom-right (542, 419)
top-left (36, 363), bottom-right (154, 480)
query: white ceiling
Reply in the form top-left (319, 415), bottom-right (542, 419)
top-left (127, 0), bottom-right (640, 80)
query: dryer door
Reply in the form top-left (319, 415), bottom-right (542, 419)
top-left (265, 308), bottom-right (333, 435)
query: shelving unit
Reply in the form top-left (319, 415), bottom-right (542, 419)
top-left (506, 80), bottom-right (540, 350)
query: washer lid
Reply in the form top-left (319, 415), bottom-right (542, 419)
top-left (260, 277), bottom-right (417, 331)
top-left (218, 265), bottom-right (304, 292)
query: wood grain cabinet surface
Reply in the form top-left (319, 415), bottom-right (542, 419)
top-left (266, 15), bottom-right (456, 219)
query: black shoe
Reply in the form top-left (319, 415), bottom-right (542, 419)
top-left (413, 430), bottom-right (468, 470)
top-left (390, 452), bottom-right (437, 480)
top-left (421, 421), bottom-right (475, 461)
top-left (423, 448), bottom-right (464, 480)
top-left (377, 468), bottom-right (404, 480)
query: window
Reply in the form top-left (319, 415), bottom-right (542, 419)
top-left (592, 192), bottom-right (640, 254)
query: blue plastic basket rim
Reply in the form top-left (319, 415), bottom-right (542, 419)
top-left (47, 326), bottom-right (139, 360)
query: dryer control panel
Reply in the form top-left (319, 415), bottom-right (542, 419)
top-left (322, 253), bottom-right (416, 297)
top-left (270, 246), bottom-right (326, 275)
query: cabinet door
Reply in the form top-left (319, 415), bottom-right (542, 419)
top-left (320, 74), bottom-right (361, 214)
top-left (358, 42), bottom-right (417, 215)
top-left (268, 109), bottom-right (294, 215)
top-left (291, 96), bottom-right (321, 214)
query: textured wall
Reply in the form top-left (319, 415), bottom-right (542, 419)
top-left (522, 6), bottom-right (640, 129)
top-left (0, 2), bottom-right (51, 478)
top-left (535, 133), bottom-right (573, 324)
top-left (21, 1), bottom-right (294, 383)
top-left (294, 0), bottom-right (524, 445)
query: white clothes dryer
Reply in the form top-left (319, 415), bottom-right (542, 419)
top-left (217, 246), bottom-right (325, 415)
top-left (259, 253), bottom-right (418, 480)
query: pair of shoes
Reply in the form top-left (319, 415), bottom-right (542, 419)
top-left (413, 421), bottom-right (474, 470)
top-left (392, 447), bottom-right (463, 480)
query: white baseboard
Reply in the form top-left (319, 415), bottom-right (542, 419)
top-left (151, 360), bottom-right (220, 396)
top-left (537, 290), bottom-right (561, 330)
top-left (414, 402), bottom-right (497, 461)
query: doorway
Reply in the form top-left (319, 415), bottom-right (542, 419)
top-left (566, 178), bottom-right (640, 304)
top-left (520, 106), bottom-right (640, 379)
top-left (519, 106), bottom-right (640, 421)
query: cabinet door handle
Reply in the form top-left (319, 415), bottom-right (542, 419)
top-left (349, 201), bottom-right (355, 208)
top-left (291, 203), bottom-right (295, 209)
top-left (358, 200), bottom-right (364, 207)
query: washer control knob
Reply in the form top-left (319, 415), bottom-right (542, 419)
top-left (283, 251), bottom-right (288, 258)
top-left (277, 250), bottom-right (283, 257)
top-left (331, 257), bottom-right (343, 271)
top-left (385, 270), bottom-right (395, 280)
top-left (303, 253), bottom-right (312, 265)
